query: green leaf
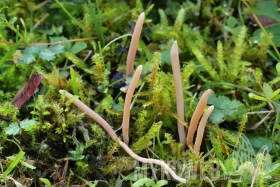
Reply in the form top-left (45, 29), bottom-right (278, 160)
top-left (269, 163), bottom-right (280, 174)
top-left (139, 39), bottom-right (153, 61)
top-left (253, 24), bottom-right (280, 47)
top-left (52, 25), bottom-right (63, 35)
top-left (38, 29), bottom-right (54, 35)
top-left (270, 88), bottom-right (280, 99)
top-left (21, 160), bottom-right (36, 169)
top-left (236, 105), bottom-right (247, 119)
top-left (39, 178), bottom-right (52, 187)
top-left (225, 158), bottom-right (237, 172)
top-left (226, 16), bottom-right (237, 28)
top-left (49, 44), bottom-right (65, 54)
top-left (224, 25), bottom-right (232, 33)
top-left (209, 109), bottom-right (224, 124)
top-left (252, 1), bottom-right (280, 23)
top-left (132, 178), bottom-right (155, 187)
top-left (24, 46), bottom-right (47, 54)
top-left (223, 108), bottom-right (233, 120)
top-left (9, 16), bottom-right (17, 24)
top-left (6, 123), bottom-right (20, 135)
top-left (246, 133), bottom-right (273, 153)
top-left (22, 52), bottom-right (35, 64)
top-left (155, 180), bottom-right (168, 187)
top-left (0, 37), bottom-right (23, 66)
top-left (70, 67), bottom-right (79, 95)
top-left (20, 119), bottom-right (37, 130)
top-left (70, 42), bottom-right (87, 54)
top-left (214, 96), bottom-right (230, 109)
top-left (276, 63), bottom-right (280, 75)
top-left (49, 36), bottom-right (71, 49)
top-left (4, 151), bottom-right (25, 176)
top-left (248, 93), bottom-right (267, 101)
top-left (227, 100), bottom-right (242, 110)
top-left (39, 49), bottom-right (55, 61)
top-left (263, 83), bottom-right (273, 98)
top-left (124, 173), bottom-right (147, 181)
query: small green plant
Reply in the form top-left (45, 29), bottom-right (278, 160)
top-left (2, 0), bottom-right (280, 186)
top-left (132, 178), bottom-right (168, 187)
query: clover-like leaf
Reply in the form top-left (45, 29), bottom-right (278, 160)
top-left (132, 178), bottom-right (155, 187)
top-left (24, 46), bottom-right (47, 54)
top-left (263, 83), bottom-right (273, 99)
top-left (210, 109), bottom-right (224, 124)
top-left (20, 119), bottom-right (37, 130)
top-left (39, 49), bottom-right (55, 61)
top-left (49, 44), bottom-right (65, 54)
top-left (214, 96), bottom-right (230, 109)
top-left (6, 123), bottom-right (20, 135)
top-left (22, 52), bottom-right (35, 64)
top-left (209, 95), bottom-right (247, 124)
top-left (70, 42), bottom-right (87, 54)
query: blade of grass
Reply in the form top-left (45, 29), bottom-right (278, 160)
top-left (103, 33), bottom-right (131, 51)
top-left (39, 178), bottom-right (52, 187)
top-left (72, 170), bottom-right (98, 187)
top-left (1, 139), bottom-right (25, 177)
top-left (3, 150), bottom-right (25, 176)
top-left (70, 67), bottom-right (79, 96)
top-left (87, 0), bottom-right (104, 47)
top-left (0, 25), bottom-right (23, 66)
top-left (53, 0), bottom-right (90, 37)
top-left (0, 39), bottom-right (22, 66)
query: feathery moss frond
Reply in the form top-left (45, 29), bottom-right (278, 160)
top-left (192, 47), bottom-right (219, 81)
top-left (131, 121), bottom-right (162, 154)
top-left (231, 26), bottom-right (247, 77)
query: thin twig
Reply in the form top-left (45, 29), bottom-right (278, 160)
top-left (247, 110), bottom-right (276, 115)
top-left (250, 109), bottom-right (274, 130)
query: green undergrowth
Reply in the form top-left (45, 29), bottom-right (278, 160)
top-left (1, 0), bottom-right (280, 186)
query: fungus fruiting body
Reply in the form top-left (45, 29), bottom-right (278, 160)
top-left (187, 89), bottom-right (212, 149)
top-left (122, 65), bottom-right (143, 145)
top-left (170, 40), bottom-right (186, 150)
top-left (126, 12), bottom-right (145, 76)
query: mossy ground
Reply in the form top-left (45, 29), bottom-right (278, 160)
top-left (1, 0), bottom-right (280, 186)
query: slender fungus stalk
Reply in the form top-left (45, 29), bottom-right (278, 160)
top-left (170, 40), bottom-right (186, 150)
top-left (122, 65), bottom-right (143, 145)
top-left (193, 105), bottom-right (214, 153)
top-left (126, 12), bottom-right (145, 76)
top-left (59, 89), bottom-right (187, 184)
top-left (59, 90), bottom-right (118, 141)
top-left (187, 89), bottom-right (212, 149)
